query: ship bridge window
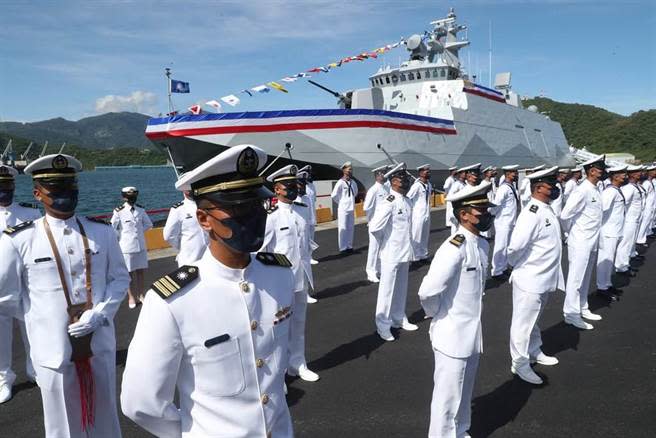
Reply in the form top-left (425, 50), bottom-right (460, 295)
top-left (400, 74), bottom-right (406, 82)
top-left (425, 70), bottom-right (430, 79)
top-left (440, 69), bottom-right (446, 78)
top-left (432, 69), bottom-right (439, 78)
top-left (391, 75), bottom-right (398, 83)
top-left (385, 76), bottom-right (390, 84)
top-left (408, 72), bottom-right (415, 80)
top-left (416, 71), bottom-right (421, 79)
top-left (371, 79), bottom-right (375, 87)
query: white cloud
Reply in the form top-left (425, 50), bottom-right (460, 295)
top-left (95, 91), bottom-right (158, 115)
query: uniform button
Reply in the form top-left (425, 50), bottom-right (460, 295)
top-left (261, 394), bottom-right (269, 404)
top-left (67, 248), bottom-right (74, 255)
top-left (250, 320), bottom-right (258, 330)
top-left (240, 281), bottom-right (250, 293)
top-left (64, 228), bottom-right (72, 235)
top-left (256, 358), bottom-right (265, 368)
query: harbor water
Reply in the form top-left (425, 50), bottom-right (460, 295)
top-left (12, 166), bottom-right (180, 218)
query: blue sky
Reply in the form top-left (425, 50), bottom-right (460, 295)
top-left (1, 0), bottom-right (654, 122)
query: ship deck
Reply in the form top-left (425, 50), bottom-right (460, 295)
top-left (3, 209), bottom-right (655, 437)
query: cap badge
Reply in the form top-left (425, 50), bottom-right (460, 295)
top-left (52, 155), bottom-right (68, 170)
top-left (237, 147), bottom-right (258, 176)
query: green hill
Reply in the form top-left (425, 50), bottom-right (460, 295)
top-left (524, 97), bottom-right (656, 161)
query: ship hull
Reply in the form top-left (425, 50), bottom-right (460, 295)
top-left (146, 99), bottom-right (574, 189)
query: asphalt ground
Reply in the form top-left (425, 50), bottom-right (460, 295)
top-left (1, 209), bottom-right (655, 437)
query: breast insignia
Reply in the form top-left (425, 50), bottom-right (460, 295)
top-left (449, 234), bottom-right (465, 247)
top-left (151, 265), bottom-right (199, 299)
top-left (3, 220), bottom-right (34, 235)
top-left (86, 216), bottom-right (110, 225)
top-left (19, 202), bottom-right (39, 209)
top-left (387, 194), bottom-right (395, 202)
top-left (529, 205), bottom-right (539, 213)
top-left (256, 252), bottom-right (292, 267)
top-left (172, 201), bottom-right (184, 209)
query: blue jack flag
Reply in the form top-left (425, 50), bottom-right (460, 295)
top-left (170, 79), bottom-right (190, 93)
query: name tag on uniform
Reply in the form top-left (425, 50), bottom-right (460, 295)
top-left (466, 267), bottom-right (476, 271)
top-left (124, 220), bottom-right (132, 223)
top-left (280, 226), bottom-right (289, 230)
top-left (185, 214), bottom-right (193, 219)
top-left (34, 257), bottom-right (52, 263)
top-left (204, 334), bottom-right (230, 348)
top-left (545, 219), bottom-right (552, 227)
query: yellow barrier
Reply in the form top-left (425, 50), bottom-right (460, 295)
top-left (354, 202), bottom-right (365, 218)
top-left (316, 208), bottom-right (333, 224)
top-left (145, 227), bottom-right (170, 251)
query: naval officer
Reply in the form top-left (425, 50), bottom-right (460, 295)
top-left (519, 165), bottom-right (545, 208)
top-left (298, 164), bottom-right (319, 265)
top-left (297, 170), bottom-right (319, 303)
top-left (0, 154), bottom-right (129, 437)
top-left (615, 165), bottom-right (644, 276)
top-left (563, 166), bottom-right (582, 203)
top-left (636, 165), bottom-right (656, 247)
top-left (491, 164), bottom-right (520, 279)
top-left (163, 190), bottom-right (208, 267)
top-left (121, 145), bottom-right (296, 438)
top-left (331, 161), bottom-right (357, 253)
top-left (442, 166), bottom-right (458, 229)
top-left (550, 168), bottom-right (569, 216)
top-left (262, 164), bottom-right (320, 382)
top-left (363, 165), bottom-right (390, 282)
top-left (369, 163), bottom-right (418, 341)
top-left (507, 167), bottom-right (563, 385)
top-left (0, 164), bottom-right (41, 404)
top-left (418, 181), bottom-right (494, 438)
top-left (595, 165), bottom-right (627, 301)
top-left (446, 167), bottom-right (466, 235)
top-left (407, 164), bottom-right (433, 262)
top-left (560, 155), bottom-right (606, 330)
top-left (110, 186), bottom-right (153, 308)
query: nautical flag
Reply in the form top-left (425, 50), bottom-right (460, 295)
top-left (341, 57), bottom-right (352, 64)
top-left (307, 67), bottom-right (328, 73)
top-left (327, 62), bottom-right (339, 68)
top-left (205, 100), bottom-right (222, 111)
top-left (391, 42), bottom-right (401, 48)
top-left (188, 105), bottom-right (202, 115)
top-left (280, 77), bottom-right (298, 83)
top-left (368, 52), bottom-right (378, 58)
top-left (170, 79), bottom-right (190, 93)
top-left (294, 72), bottom-right (310, 78)
top-left (241, 89), bottom-right (253, 97)
top-left (221, 94), bottom-right (240, 106)
top-left (267, 81), bottom-right (288, 93)
top-left (251, 85), bottom-right (271, 93)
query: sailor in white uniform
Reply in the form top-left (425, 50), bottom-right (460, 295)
top-left (480, 166), bottom-right (497, 239)
top-left (0, 154), bottom-right (129, 437)
top-left (0, 164), bottom-right (41, 404)
top-left (550, 168), bottom-right (569, 216)
top-left (331, 161), bottom-right (357, 252)
top-left (370, 163), bottom-right (418, 341)
top-left (110, 187), bottom-right (153, 308)
top-left (519, 165), bottom-right (545, 208)
top-left (442, 166), bottom-right (458, 229)
top-left (595, 165), bottom-right (627, 301)
top-left (615, 165), bottom-right (645, 276)
top-left (507, 167), bottom-right (563, 385)
top-left (262, 164), bottom-right (319, 382)
top-left (363, 165), bottom-right (390, 282)
top-left (636, 165), bottom-right (656, 246)
top-left (563, 166), bottom-right (582, 204)
top-left (163, 192), bottom-right (208, 267)
top-left (121, 145), bottom-right (296, 438)
top-left (298, 165), bottom-right (319, 265)
top-left (407, 164), bottom-right (433, 262)
top-left (297, 170), bottom-right (319, 303)
top-left (491, 165), bottom-right (520, 278)
top-left (560, 156), bottom-right (606, 330)
top-left (419, 181), bottom-right (494, 438)
top-left (446, 168), bottom-right (466, 235)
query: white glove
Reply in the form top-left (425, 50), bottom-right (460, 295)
top-left (67, 309), bottom-right (105, 338)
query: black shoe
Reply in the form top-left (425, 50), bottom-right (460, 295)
top-left (609, 286), bottom-right (624, 296)
top-left (617, 270), bottom-right (636, 277)
top-left (596, 289), bottom-right (619, 302)
top-left (632, 254), bottom-right (645, 260)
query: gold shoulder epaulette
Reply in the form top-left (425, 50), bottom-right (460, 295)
top-left (529, 205), bottom-right (539, 213)
top-left (449, 234), bottom-right (465, 247)
top-left (293, 201), bottom-right (308, 207)
top-left (256, 252), bottom-right (292, 267)
top-left (172, 201), bottom-right (184, 209)
top-left (86, 216), bottom-right (110, 225)
top-left (267, 205), bottom-right (278, 214)
top-left (3, 220), bottom-right (34, 235)
top-left (114, 205), bottom-right (124, 212)
top-left (151, 265), bottom-right (199, 299)
top-left (387, 194), bottom-right (395, 202)
top-left (19, 202), bottom-right (39, 209)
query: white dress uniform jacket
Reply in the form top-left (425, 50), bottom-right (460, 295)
top-left (519, 177), bottom-right (532, 208)
top-left (615, 183), bottom-right (643, 271)
top-left (121, 251), bottom-right (295, 438)
top-left (331, 178), bottom-right (356, 251)
top-left (163, 198), bottom-right (208, 267)
top-left (637, 179), bottom-right (655, 244)
top-left (110, 202), bottom-right (153, 254)
top-left (0, 202), bottom-right (41, 390)
top-left (407, 179), bottom-right (433, 260)
top-left (563, 178), bottom-right (579, 203)
top-left (560, 179), bottom-right (603, 317)
top-left (491, 181), bottom-right (519, 276)
top-left (446, 179), bottom-right (465, 234)
top-left (363, 181), bottom-right (389, 280)
top-left (369, 190), bottom-right (413, 331)
top-left (597, 185), bottom-right (625, 289)
top-left (0, 214), bottom-right (129, 437)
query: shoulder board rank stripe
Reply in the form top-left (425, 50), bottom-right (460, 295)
top-left (387, 194), bottom-right (395, 202)
top-left (529, 205), bottom-right (538, 213)
top-left (256, 252), bottom-right (292, 267)
top-left (151, 265), bottom-right (199, 299)
top-left (293, 201), bottom-right (308, 207)
top-left (449, 234), bottom-right (465, 247)
top-left (3, 220), bottom-right (34, 235)
top-left (172, 201), bottom-right (183, 208)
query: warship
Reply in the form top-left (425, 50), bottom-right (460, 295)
top-left (145, 8), bottom-right (575, 189)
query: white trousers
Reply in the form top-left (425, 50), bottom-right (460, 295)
top-left (636, 207), bottom-right (653, 244)
top-left (491, 221), bottom-right (512, 276)
top-left (0, 315), bottom-right (33, 386)
top-left (38, 352), bottom-right (121, 438)
top-left (411, 215), bottom-right (431, 260)
top-left (337, 209), bottom-right (354, 251)
top-left (510, 288), bottom-right (549, 367)
top-left (365, 229), bottom-right (381, 280)
top-left (597, 235), bottom-right (620, 289)
top-left (289, 287), bottom-right (309, 370)
top-left (428, 350), bottom-right (480, 438)
top-left (615, 221), bottom-right (640, 271)
top-left (563, 244), bottom-right (596, 317)
top-left (375, 260), bottom-right (410, 332)
top-left (447, 202), bottom-right (458, 235)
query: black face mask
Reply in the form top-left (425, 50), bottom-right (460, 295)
top-left (284, 187), bottom-right (298, 201)
top-left (399, 176), bottom-right (412, 192)
top-left (548, 185), bottom-right (561, 201)
top-left (474, 212), bottom-right (494, 232)
top-left (208, 205), bottom-right (267, 253)
top-left (298, 184), bottom-right (307, 196)
top-left (50, 189), bottom-right (79, 213)
top-left (125, 195), bottom-right (138, 204)
top-left (0, 190), bottom-right (14, 206)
